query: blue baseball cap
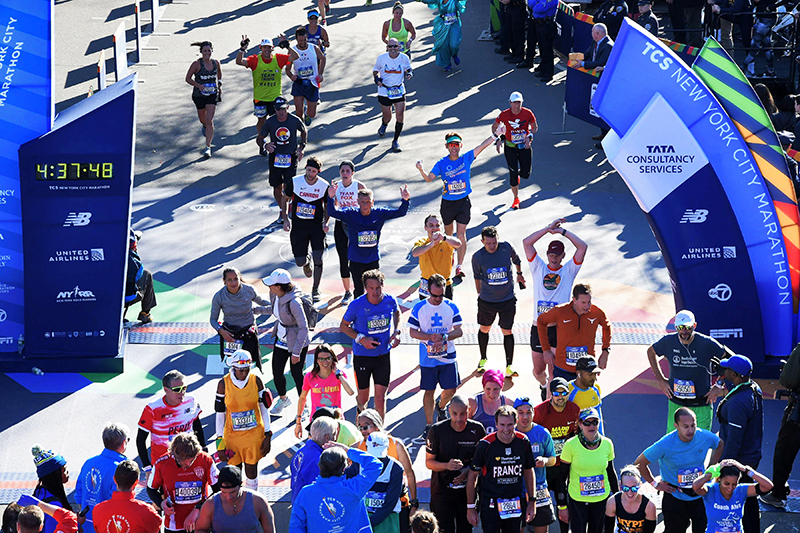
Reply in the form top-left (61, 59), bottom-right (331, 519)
top-left (513, 397), bottom-right (533, 409)
top-left (719, 354), bottom-right (753, 376)
top-left (579, 408), bottom-right (600, 421)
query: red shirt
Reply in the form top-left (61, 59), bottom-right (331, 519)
top-left (532, 399), bottom-right (580, 465)
top-left (138, 395), bottom-right (202, 464)
top-left (148, 453), bottom-right (218, 531)
top-left (92, 492), bottom-right (162, 533)
top-left (246, 53), bottom-right (291, 70)
top-left (52, 508), bottom-right (79, 533)
top-left (494, 108), bottom-right (537, 145)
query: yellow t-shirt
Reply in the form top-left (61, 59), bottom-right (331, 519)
top-left (560, 436), bottom-right (615, 503)
top-left (415, 237), bottom-right (455, 285)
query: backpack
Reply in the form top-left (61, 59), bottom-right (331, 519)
top-left (780, 342), bottom-right (800, 391)
top-left (296, 291), bottom-right (319, 330)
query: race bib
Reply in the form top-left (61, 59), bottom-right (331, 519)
top-left (497, 497), bottom-right (522, 519)
top-left (677, 467), bottom-right (703, 488)
top-left (448, 478), bottom-right (466, 490)
top-left (486, 266), bottom-right (509, 285)
top-left (231, 409), bottom-right (257, 431)
top-left (673, 379), bottom-right (696, 399)
top-left (553, 438), bottom-right (566, 456)
top-left (565, 346), bottom-right (588, 366)
top-left (298, 66), bottom-right (314, 78)
top-left (367, 315), bottom-right (390, 336)
top-left (201, 83), bottom-right (217, 95)
top-left (274, 153), bottom-right (292, 168)
top-left (443, 12), bottom-right (457, 25)
top-left (537, 300), bottom-right (557, 315)
top-left (386, 85), bottom-right (405, 98)
top-left (296, 202), bottom-right (316, 220)
top-left (579, 475), bottom-right (605, 497)
top-left (358, 230), bottom-right (378, 247)
top-left (223, 340), bottom-right (243, 358)
top-left (419, 277), bottom-right (430, 297)
top-left (511, 131), bottom-right (527, 143)
top-left (174, 481), bottom-right (202, 504)
top-left (535, 486), bottom-right (551, 507)
top-left (447, 180), bottom-right (467, 194)
top-left (426, 339), bottom-right (448, 359)
top-left (365, 490), bottom-right (386, 512)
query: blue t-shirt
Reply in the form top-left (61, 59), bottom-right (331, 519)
top-left (643, 428), bottom-right (721, 501)
top-left (521, 424), bottom-right (556, 507)
top-left (408, 298), bottom-right (462, 367)
top-left (702, 483), bottom-right (749, 533)
top-left (431, 150), bottom-right (476, 201)
top-left (343, 294), bottom-right (399, 357)
top-left (327, 198), bottom-right (410, 264)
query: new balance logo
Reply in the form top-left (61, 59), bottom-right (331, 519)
top-left (64, 212), bottom-right (92, 227)
top-left (680, 209), bottom-right (708, 224)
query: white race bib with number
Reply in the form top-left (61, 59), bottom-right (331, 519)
top-left (274, 153), bottom-right (292, 168)
top-left (497, 497), bottom-right (522, 519)
top-left (296, 202), bottom-right (316, 220)
top-left (386, 85), bottom-right (405, 98)
top-left (231, 409), bottom-right (257, 431)
top-left (565, 346), bottom-right (588, 366)
top-left (537, 300), bottom-right (557, 315)
top-left (223, 340), bottom-right (243, 358)
top-left (673, 379), bottom-right (696, 399)
top-left (443, 12), bottom-right (457, 25)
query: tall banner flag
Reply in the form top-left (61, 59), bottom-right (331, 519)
top-left (692, 38), bottom-right (800, 333)
top-left (593, 20), bottom-right (793, 359)
top-left (0, 1), bottom-right (54, 351)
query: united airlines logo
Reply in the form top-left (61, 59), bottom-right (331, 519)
top-left (63, 212), bottom-right (92, 227)
top-left (680, 209), bottom-right (708, 223)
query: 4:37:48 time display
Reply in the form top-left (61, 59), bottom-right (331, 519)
top-left (35, 162), bottom-right (114, 180)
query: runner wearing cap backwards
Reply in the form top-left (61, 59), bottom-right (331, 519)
top-left (196, 465), bottom-right (276, 533)
top-left (646, 309), bottom-right (727, 432)
top-left (514, 397), bottom-right (557, 533)
top-left (215, 350), bottom-right (273, 494)
top-left (568, 356), bottom-right (605, 433)
top-left (416, 125), bottom-right (506, 281)
top-left (492, 91), bottom-right (538, 210)
top-left (533, 377), bottom-right (580, 533)
top-left (235, 35), bottom-right (292, 155)
top-left (522, 219), bottom-right (587, 398)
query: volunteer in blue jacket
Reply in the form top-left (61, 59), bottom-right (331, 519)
top-left (340, 269), bottom-right (401, 421)
top-left (290, 417), bottom-right (339, 505)
top-left (74, 424), bottom-right (130, 533)
top-left (289, 442), bottom-right (383, 533)
top-left (692, 460), bottom-right (772, 533)
top-left (717, 354), bottom-right (764, 533)
top-left (327, 184), bottom-right (410, 298)
top-left (515, 398), bottom-right (557, 533)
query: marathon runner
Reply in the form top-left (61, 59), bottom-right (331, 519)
top-left (411, 214), bottom-right (461, 300)
top-left (263, 96), bottom-right (306, 225)
top-left (536, 283), bottom-right (610, 380)
top-left (533, 377), bottom-right (580, 532)
top-left (330, 160), bottom-right (366, 304)
top-left (382, 2), bottom-right (417, 57)
top-left (235, 35), bottom-right (291, 155)
top-left (215, 350), bottom-right (272, 494)
top-left (604, 466), bottom-right (657, 533)
top-left (286, 27), bottom-right (325, 126)
top-left (284, 157), bottom-right (329, 302)
top-left (374, 38), bottom-right (413, 152)
top-left (408, 274), bottom-right (464, 432)
top-left (466, 406), bottom-right (537, 532)
top-left (137, 370), bottom-right (203, 471)
top-left (492, 91), bottom-right (537, 209)
top-left (522, 218), bottom-right (587, 397)
top-left (421, 0), bottom-right (466, 71)
top-left (185, 41), bottom-right (221, 158)
top-left (416, 125), bottom-right (505, 280)
top-left (514, 398), bottom-right (557, 533)
top-left (568, 356), bottom-right (605, 433)
top-left (468, 369), bottom-right (512, 435)
top-left (305, 10), bottom-right (330, 52)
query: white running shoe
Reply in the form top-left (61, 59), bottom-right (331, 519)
top-left (270, 396), bottom-right (292, 415)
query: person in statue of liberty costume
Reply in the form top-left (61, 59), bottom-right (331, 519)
top-left (419, 0), bottom-right (467, 71)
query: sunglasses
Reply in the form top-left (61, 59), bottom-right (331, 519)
top-left (387, 45), bottom-right (400, 49)
top-left (676, 325), bottom-right (693, 331)
top-left (552, 390), bottom-right (568, 397)
top-left (581, 419), bottom-right (599, 427)
top-left (170, 385), bottom-right (188, 393)
top-left (621, 485), bottom-right (640, 493)
top-left (447, 142), bottom-right (461, 147)
top-left (318, 356), bottom-right (333, 362)
top-left (429, 292), bottom-right (444, 300)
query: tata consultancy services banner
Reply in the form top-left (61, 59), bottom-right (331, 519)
top-left (0, 1), bottom-right (54, 351)
top-left (594, 20), bottom-right (792, 359)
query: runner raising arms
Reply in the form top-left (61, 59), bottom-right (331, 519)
top-left (185, 41), bottom-right (221, 158)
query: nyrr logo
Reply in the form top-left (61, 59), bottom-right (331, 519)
top-left (710, 328), bottom-right (743, 339)
top-left (56, 285), bottom-right (96, 303)
top-left (63, 212), bottom-right (92, 227)
top-left (680, 209), bottom-right (708, 223)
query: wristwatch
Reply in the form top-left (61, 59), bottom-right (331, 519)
top-left (409, 498), bottom-right (420, 508)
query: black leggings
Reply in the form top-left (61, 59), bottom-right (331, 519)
top-left (568, 497), bottom-right (607, 533)
top-left (271, 345), bottom-right (306, 397)
top-left (503, 145), bottom-right (532, 186)
top-left (334, 221), bottom-right (350, 279)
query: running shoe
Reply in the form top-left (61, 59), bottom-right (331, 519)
top-left (203, 146), bottom-right (212, 158)
top-left (303, 257), bottom-right (313, 278)
top-left (391, 141), bottom-right (402, 152)
top-left (511, 197), bottom-right (520, 210)
top-left (364, 0), bottom-right (372, 5)
top-left (342, 291), bottom-right (353, 305)
top-left (505, 365), bottom-right (519, 378)
top-left (759, 493), bottom-right (786, 508)
top-left (444, 64), bottom-right (452, 72)
top-left (378, 123), bottom-right (387, 138)
top-left (454, 265), bottom-right (464, 278)
top-left (453, 55), bottom-right (460, 65)
top-left (476, 358), bottom-right (487, 373)
top-left (302, 405), bottom-right (310, 420)
top-left (435, 396), bottom-right (448, 422)
top-left (312, 288), bottom-right (321, 303)
top-left (137, 311), bottom-right (152, 324)
top-left (270, 396), bottom-right (292, 415)
top-left (304, 115), bottom-right (313, 126)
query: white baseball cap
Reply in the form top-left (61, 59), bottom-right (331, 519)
top-left (509, 91), bottom-right (524, 103)
top-left (674, 310), bottom-right (696, 327)
top-left (365, 431), bottom-right (390, 458)
top-left (225, 349), bottom-right (253, 368)
top-left (260, 38), bottom-right (274, 47)
top-left (262, 268), bottom-right (292, 286)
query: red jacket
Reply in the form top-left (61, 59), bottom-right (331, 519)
top-left (92, 492), bottom-right (162, 533)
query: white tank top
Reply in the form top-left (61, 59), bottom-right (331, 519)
top-left (293, 45), bottom-right (319, 87)
top-left (335, 179), bottom-right (362, 209)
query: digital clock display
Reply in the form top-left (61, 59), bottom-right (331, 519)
top-left (35, 163), bottom-right (114, 180)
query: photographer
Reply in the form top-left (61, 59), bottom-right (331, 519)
top-left (760, 343), bottom-right (800, 508)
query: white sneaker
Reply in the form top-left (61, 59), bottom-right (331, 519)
top-left (203, 146), bottom-right (211, 158)
top-left (270, 396), bottom-right (292, 415)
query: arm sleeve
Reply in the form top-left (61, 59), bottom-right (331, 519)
top-left (370, 463), bottom-right (404, 526)
top-left (644, 519), bottom-right (656, 533)
top-left (193, 417), bottom-right (206, 447)
top-left (607, 459), bottom-right (619, 494)
top-left (137, 428), bottom-right (151, 467)
top-left (210, 292), bottom-right (222, 331)
top-left (146, 486), bottom-right (164, 509)
top-left (605, 514), bottom-right (617, 533)
top-left (216, 412), bottom-right (225, 437)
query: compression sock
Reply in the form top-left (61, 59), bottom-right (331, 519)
top-left (245, 477), bottom-right (258, 491)
top-left (393, 121), bottom-right (404, 142)
top-left (478, 330), bottom-right (489, 360)
top-left (504, 334), bottom-right (515, 366)
top-left (312, 250), bottom-right (324, 291)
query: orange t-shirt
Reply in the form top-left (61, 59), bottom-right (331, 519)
top-left (536, 302), bottom-right (611, 371)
